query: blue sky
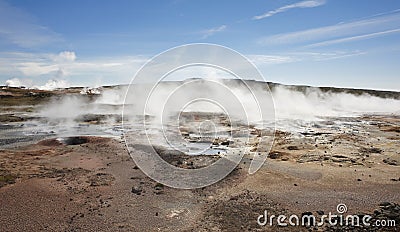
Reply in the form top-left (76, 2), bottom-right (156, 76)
top-left (0, 0), bottom-right (399, 90)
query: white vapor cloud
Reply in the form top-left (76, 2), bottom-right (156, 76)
top-left (253, 0), bottom-right (326, 20)
top-left (5, 77), bottom-right (70, 90)
top-left (258, 11), bottom-right (400, 45)
top-left (5, 77), bottom-right (32, 87)
top-left (37, 79), bottom-right (70, 90)
top-left (201, 25), bottom-right (227, 39)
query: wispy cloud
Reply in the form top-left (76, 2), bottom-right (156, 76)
top-left (253, 0), bottom-right (326, 20)
top-left (247, 50), bottom-right (365, 66)
top-left (247, 54), bottom-right (297, 65)
top-left (200, 25), bottom-right (227, 39)
top-left (258, 11), bottom-right (400, 46)
top-left (290, 50), bottom-right (366, 61)
top-left (305, 28), bottom-right (400, 48)
top-left (0, 0), bottom-right (62, 48)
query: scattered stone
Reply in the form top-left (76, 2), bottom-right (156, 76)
top-left (154, 183), bottom-right (164, 194)
top-left (359, 147), bottom-right (382, 154)
top-left (131, 186), bottom-right (143, 195)
top-left (154, 183), bottom-right (164, 191)
top-left (269, 152), bottom-right (280, 159)
top-left (379, 202), bottom-right (392, 208)
top-left (88, 173), bottom-right (115, 186)
top-left (220, 140), bottom-right (231, 146)
top-left (287, 145), bottom-right (299, 150)
top-left (332, 154), bottom-right (348, 159)
top-left (383, 158), bottom-right (398, 166)
top-left (268, 151), bottom-right (289, 160)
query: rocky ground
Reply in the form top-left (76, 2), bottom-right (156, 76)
top-left (0, 117), bottom-right (399, 231)
top-left (0, 86), bottom-right (399, 231)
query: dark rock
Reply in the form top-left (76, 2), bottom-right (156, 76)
top-left (383, 158), bottom-right (398, 166)
top-left (332, 155), bottom-right (348, 159)
top-left (154, 183), bottom-right (164, 191)
top-left (379, 202), bottom-right (392, 208)
top-left (359, 147), bottom-right (382, 154)
top-left (221, 140), bottom-right (231, 146)
top-left (269, 152), bottom-right (282, 159)
top-left (131, 186), bottom-right (142, 195)
top-left (287, 145), bottom-right (299, 150)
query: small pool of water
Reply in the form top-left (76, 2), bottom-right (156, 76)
top-left (183, 142), bottom-right (227, 155)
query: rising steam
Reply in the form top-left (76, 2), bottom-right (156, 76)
top-left (37, 79), bottom-right (400, 133)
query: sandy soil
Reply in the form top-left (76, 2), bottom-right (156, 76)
top-left (0, 117), bottom-right (399, 231)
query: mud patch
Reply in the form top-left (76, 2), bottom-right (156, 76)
top-left (60, 137), bottom-right (89, 145)
top-left (37, 138), bottom-right (64, 146)
top-left (0, 173), bottom-right (17, 188)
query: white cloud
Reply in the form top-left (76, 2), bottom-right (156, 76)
top-left (305, 28), bottom-right (400, 48)
top-left (258, 11), bottom-right (400, 46)
top-left (0, 0), bottom-right (62, 48)
top-left (5, 51), bottom-right (77, 77)
top-left (288, 50), bottom-right (366, 61)
top-left (0, 51), bottom-right (148, 86)
top-left (247, 51), bottom-right (365, 66)
top-left (253, 0), bottom-right (326, 20)
top-left (201, 25), bottom-right (227, 39)
top-left (247, 55), bottom-right (297, 65)
top-left (55, 51), bottom-right (76, 62)
top-left (18, 62), bottom-right (59, 76)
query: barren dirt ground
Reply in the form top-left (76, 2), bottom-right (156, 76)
top-left (0, 87), bottom-right (399, 231)
top-left (0, 118), bottom-right (399, 231)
